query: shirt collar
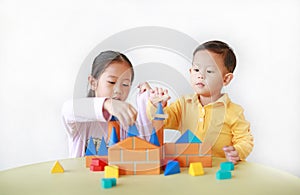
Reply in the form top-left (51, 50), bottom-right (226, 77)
top-left (188, 93), bottom-right (230, 107)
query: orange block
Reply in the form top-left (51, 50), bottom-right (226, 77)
top-left (175, 156), bottom-right (188, 167)
top-left (108, 149), bottom-right (122, 162)
top-left (134, 137), bottom-right (158, 149)
top-left (152, 120), bottom-right (164, 146)
top-left (136, 163), bottom-right (161, 175)
top-left (123, 149), bottom-right (147, 161)
top-left (113, 163), bottom-right (134, 175)
top-left (188, 156), bottom-right (212, 167)
top-left (147, 148), bottom-right (160, 161)
top-left (176, 143), bottom-right (199, 155)
top-left (164, 143), bottom-right (176, 155)
top-left (110, 137), bottom-right (134, 149)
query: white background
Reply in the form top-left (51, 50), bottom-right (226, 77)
top-left (1, 0), bottom-right (300, 177)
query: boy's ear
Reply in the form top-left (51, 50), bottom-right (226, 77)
top-left (223, 73), bottom-right (233, 86)
top-left (88, 75), bottom-right (98, 90)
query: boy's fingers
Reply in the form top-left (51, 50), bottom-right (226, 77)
top-left (223, 146), bottom-right (235, 152)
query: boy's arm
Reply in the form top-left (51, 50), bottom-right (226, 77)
top-left (231, 111), bottom-right (254, 160)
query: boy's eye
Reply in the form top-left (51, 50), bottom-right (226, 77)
top-left (107, 81), bottom-right (116, 84)
top-left (122, 83), bottom-right (130, 87)
top-left (193, 68), bottom-right (200, 72)
top-left (207, 70), bottom-right (215, 73)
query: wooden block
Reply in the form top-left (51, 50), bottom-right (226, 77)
top-left (134, 137), bottom-right (158, 149)
top-left (104, 165), bottom-right (119, 178)
top-left (174, 156), bottom-right (188, 167)
top-left (164, 143), bottom-right (176, 155)
top-left (123, 149), bottom-right (147, 161)
top-left (176, 143), bottom-right (199, 155)
top-left (51, 161), bottom-right (64, 174)
top-left (108, 121), bottom-right (120, 143)
top-left (86, 156), bottom-right (108, 168)
top-left (147, 148), bottom-right (160, 161)
top-left (90, 165), bottom-right (105, 171)
top-left (114, 163), bottom-right (134, 175)
top-left (189, 162), bottom-right (204, 176)
top-left (136, 163), bottom-right (161, 175)
top-left (188, 156), bottom-right (212, 167)
top-left (108, 149), bottom-right (122, 162)
top-left (109, 137), bottom-right (134, 149)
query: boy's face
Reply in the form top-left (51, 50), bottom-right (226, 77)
top-left (91, 62), bottom-right (132, 101)
top-left (190, 50), bottom-right (230, 97)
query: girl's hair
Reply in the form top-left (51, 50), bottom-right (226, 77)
top-left (87, 50), bottom-right (134, 97)
top-left (193, 40), bottom-right (236, 73)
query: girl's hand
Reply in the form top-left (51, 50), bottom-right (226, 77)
top-left (223, 146), bottom-right (240, 164)
top-left (104, 98), bottom-right (137, 129)
top-left (138, 82), bottom-right (152, 93)
top-left (149, 87), bottom-right (170, 108)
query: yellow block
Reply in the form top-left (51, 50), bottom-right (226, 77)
top-left (104, 165), bottom-right (119, 178)
top-left (189, 162), bottom-right (204, 176)
top-left (51, 161), bottom-right (64, 174)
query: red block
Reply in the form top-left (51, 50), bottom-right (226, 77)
top-left (90, 165), bottom-right (104, 171)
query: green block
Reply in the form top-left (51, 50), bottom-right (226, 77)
top-left (220, 162), bottom-right (234, 171)
top-left (101, 178), bottom-right (112, 189)
top-left (216, 170), bottom-right (232, 180)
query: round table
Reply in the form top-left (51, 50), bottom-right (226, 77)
top-left (1, 158), bottom-right (299, 195)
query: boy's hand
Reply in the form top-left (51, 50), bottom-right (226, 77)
top-left (138, 82), bottom-right (152, 93)
top-left (149, 87), bottom-right (170, 108)
top-left (223, 146), bottom-right (240, 164)
top-left (104, 98), bottom-right (137, 129)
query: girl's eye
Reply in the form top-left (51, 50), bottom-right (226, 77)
top-left (122, 83), bottom-right (130, 87)
top-left (193, 68), bottom-right (200, 72)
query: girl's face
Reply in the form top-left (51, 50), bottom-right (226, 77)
top-left (90, 62), bottom-right (133, 101)
top-left (190, 50), bottom-right (230, 97)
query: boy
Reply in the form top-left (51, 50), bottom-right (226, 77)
top-left (147, 40), bottom-right (253, 164)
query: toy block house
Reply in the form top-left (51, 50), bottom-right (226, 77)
top-left (164, 130), bottom-right (212, 167)
top-left (108, 136), bottom-right (161, 175)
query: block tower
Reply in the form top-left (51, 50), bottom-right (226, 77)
top-left (107, 116), bottom-right (120, 144)
top-left (152, 102), bottom-right (168, 146)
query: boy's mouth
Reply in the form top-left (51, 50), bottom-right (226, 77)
top-left (196, 82), bottom-right (205, 87)
top-left (112, 97), bottom-right (121, 101)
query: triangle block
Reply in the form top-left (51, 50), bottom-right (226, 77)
top-left (175, 129), bottom-right (202, 143)
top-left (164, 160), bottom-right (180, 176)
top-left (154, 102), bottom-right (165, 120)
top-left (97, 136), bottom-right (108, 156)
top-left (85, 136), bottom-right (96, 156)
top-left (51, 161), bottom-right (64, 173)
top-left (108, 127), bottom-right (119, 147)
top-left (127, 124), bottom-right (139, 137)
top-left (149, 128), bottom-right (160, 146)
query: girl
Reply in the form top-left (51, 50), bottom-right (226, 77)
top-left (62, 51), bottom-right (151, 157)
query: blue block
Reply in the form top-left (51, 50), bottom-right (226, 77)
top-left (127, 124), bottom-right (139, 137)
top-left (149, 128), bottom-right (160, 146)
top-left (108, 127), bottom-right (119, 146)
top-left (110, 116), bottom-right (118, 121)
top-left (101, 178), bottom-right (117, 189)
top-left (97, 136), bottom-right (108, 156)
top-left (216, 170), bottom-right (232, 180)
top-left (164, 161), bottom-right (180, 176)
top-left (154, 102), bottom-right (165, 120)
top-left (175, 129), bottom-right (201, 143)
top-left (85, 137), bottom-right (96, 156)
top-left (220, 162), bottom-right (234, 171)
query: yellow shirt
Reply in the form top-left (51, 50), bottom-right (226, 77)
top-left (147, 93), bottom-right (254, 160)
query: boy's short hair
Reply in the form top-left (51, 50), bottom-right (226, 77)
top-left (193, 40), bottom-right (236, 73)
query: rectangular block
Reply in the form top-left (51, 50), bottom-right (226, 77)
top-left (85, 156), bottom-right (97, 168)
top-left (164, 143), bottom-right (176, 155)
top-left (147, 148), bottom-right (160, 161)
top-left (188, 156), bottom-right (212, 167)
top-left (175, 156), bottom-right (188, 167)
top-left (108, 149), bottom-right (121, 162)
top-left (176, 143), bottom-right (199, 155)
top-left (111, 163), bottom-right (134, 175)
top-left (123, 149), bottom-right (147, 161)
top-left (90, 165), bottom-right (105, 171)
top-left (135, 163), bottom-right (161, 175)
